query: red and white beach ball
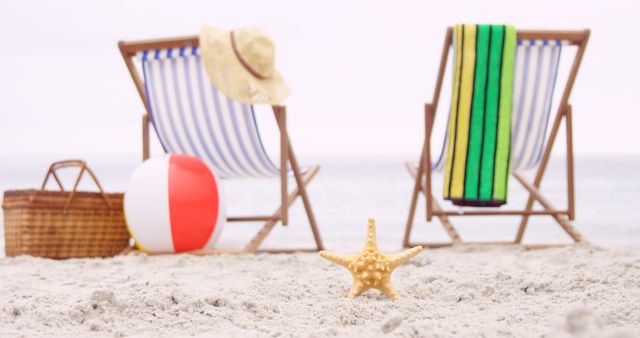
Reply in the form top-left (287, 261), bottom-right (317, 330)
top-left (124, 154), bottom-right (224, 253)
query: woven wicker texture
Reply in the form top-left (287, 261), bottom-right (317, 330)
top-left (2, 161), bottom-right (130, 258)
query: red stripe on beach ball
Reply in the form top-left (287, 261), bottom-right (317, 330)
top-left (168, 154), bottom-right (220, 252)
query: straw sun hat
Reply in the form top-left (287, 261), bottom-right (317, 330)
top-left (200, 26), bottom-right (290, 105)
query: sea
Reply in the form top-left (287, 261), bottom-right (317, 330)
top-left (1, 154), bottom-right (639, 255)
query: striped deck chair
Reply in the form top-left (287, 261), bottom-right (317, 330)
top-left (404, 28), bottom-right (590, 249)
top-left (118, 36), bottom-right (323, 254)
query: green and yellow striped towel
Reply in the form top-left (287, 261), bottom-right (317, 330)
top-left (443, 24), bottom-right (516, 207)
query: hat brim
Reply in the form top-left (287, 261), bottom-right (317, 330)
top-left (199, 26), bottom-right (290, 105)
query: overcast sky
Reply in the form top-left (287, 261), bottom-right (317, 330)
top-left (0, 0), bottom-right (638, 161)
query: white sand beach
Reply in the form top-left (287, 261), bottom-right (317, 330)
top-left (1, 157), bottom-right (639, 337)
top-left (1, 244), bottom-right (639, 337)
top-left (2, 1), bottom-right (640, 336)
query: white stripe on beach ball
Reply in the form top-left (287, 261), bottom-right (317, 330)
top-left (124, 154), bottom-right (225, 253)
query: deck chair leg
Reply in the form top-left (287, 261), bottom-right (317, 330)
top-left (273, 106), bottom-right (289, 226)
top-left (565, 105), bottom-right (576, 220)
top-left (515, 106), bottom-right (566, 243)
top-left (244, 165), bottom-right (321, 253)
top-left (288, 144), bottom-right (324, 251)
top-left (142, 114), bottom-right (150, 161)
top-left (404, 147), bottom-right (425, 248)
top-left (428, 197), bottom-right (462, 244)
top-left (405, 161), bottom-right (462, 247)
top-left (514, 173), bottom-right (583, 243)
top-left (404, 176), bottom-right (422, 248)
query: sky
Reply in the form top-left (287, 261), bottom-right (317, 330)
top-left (0, 0), bottom-right (639, 161)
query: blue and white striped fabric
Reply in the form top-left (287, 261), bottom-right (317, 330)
top-left (510, 39), bottom-right (564, 170)
top-left (432, 39), bottom-right (565, 172)
top-left (137, 47), bottom-right (280, 179)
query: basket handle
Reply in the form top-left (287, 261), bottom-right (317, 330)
top-left (41, 160), bottom-right (114, 214)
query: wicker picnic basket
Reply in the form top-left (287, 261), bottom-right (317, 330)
top-left (2, 160), bottom-right (130, 258)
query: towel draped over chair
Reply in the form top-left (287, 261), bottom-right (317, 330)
top-left (433, 38), bottom-right (565, 173)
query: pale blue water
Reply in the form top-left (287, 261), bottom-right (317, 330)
top-left (1, 155), bottom-right (639, 254)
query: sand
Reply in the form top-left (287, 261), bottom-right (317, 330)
top-left (1, 244), bottom-right (639, 337)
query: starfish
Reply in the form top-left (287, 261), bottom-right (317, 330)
top-left (319, 218), bottom-right (423, 299)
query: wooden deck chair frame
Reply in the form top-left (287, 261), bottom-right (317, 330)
top-left (404, 28), bottom-right (590, 249)
top-left (118, 36), bottom-right (324, 254)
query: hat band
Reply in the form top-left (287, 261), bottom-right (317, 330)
top-left (230, 31), bottom-right (267, 80)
